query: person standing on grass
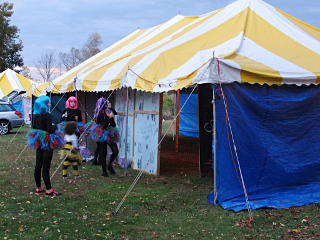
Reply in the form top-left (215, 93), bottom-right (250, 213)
top-left (90, 97), bottom-right (111, 177)
top-left (26, 95), bottom-right (64, 196)
top-left (92, 100), bottom-right (119, 169)
top-left (60, 96), bottom-right (82, 123)
top-left (59, 96), bottom-right (84, 136)
top-left (88, 97), bottom-right (119, 177)
top-left (105, 100), bottom-right (119, 174)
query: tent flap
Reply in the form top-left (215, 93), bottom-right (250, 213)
top-left (179, 93), bottom-right (199, 137)
top-left (208, 83), bottom-right (320, 211)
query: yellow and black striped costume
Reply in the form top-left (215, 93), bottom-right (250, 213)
top-left (60, 143), bottom-right (82, 177)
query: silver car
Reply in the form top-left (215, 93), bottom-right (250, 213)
top-left (0, 100), bottom-right (24, 135)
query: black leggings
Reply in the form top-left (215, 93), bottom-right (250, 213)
top-left (108, 142), bottom-right (119, 165)
top-left (97, 142), bottom-right (108, 173)
top-left (34, 149), bottom-right (53, 189)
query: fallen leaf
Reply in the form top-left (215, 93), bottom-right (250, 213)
top-left (152, 232), bottom-right (159, 238)
top-left (43, 227), bottom-right (49, 232)
top-left (105, 212), bottom-right (111, 216)
top-left (18, 227), bottom-right (23, 231)
top-left (288, 229), bottom-right (301, 233)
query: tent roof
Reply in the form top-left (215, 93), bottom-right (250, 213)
top-left (34, 0), bottom-right (320, 96)
top-left (0, 69), bottom-right (39, 98)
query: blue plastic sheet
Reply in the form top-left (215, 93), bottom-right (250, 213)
top-left (179, 93), bottom-right (199, 138)
top-left (208, 83), bottom-right (320, 211)
top-left (12, 100), bottom-right (23, 117)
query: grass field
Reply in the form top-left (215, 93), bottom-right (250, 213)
top-left (0, 126), bottom-right (319, 239)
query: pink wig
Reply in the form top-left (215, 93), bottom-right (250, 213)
top-left (65, 96), bottom-right (78, 109)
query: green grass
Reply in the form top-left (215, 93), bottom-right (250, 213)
top-left (0, 126), bottom-right (319, 239)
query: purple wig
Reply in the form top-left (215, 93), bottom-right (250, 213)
top-left (94, 97), bottom-right (107, 120)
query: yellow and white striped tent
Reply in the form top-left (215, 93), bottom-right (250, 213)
top-left (34, 0), bottom-right (320, 96)
top-left (0, 69), bottom-right (38, 98)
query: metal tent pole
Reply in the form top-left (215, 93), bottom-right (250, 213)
top-left (124, 87), bottom-right (129, 174)
top-left (212, 86), bottom-right (218, 204)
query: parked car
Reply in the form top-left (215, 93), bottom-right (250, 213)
top-left (0, 100), bottom-right (24, 135)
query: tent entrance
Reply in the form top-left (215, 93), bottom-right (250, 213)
top-left (159, 84), bottom-right (213, 176)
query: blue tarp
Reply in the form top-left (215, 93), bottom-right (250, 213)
top-left (208, 83), bottom-right (320, 211)
top-left (12, 100), bottom-right (23, 117)
top-left (179, 93), bottom-right (199, 138)
top-left (50, 94), bottom-right (67, 124)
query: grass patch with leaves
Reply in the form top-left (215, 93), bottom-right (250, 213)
top-left (0, 126), bottom-right (319, 239)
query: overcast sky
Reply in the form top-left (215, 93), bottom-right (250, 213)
top-left (7, 0), bottom-right (320, 68)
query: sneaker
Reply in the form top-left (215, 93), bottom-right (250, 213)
top-left (35, 187), bottom-right (45, 195)
top-left (74, 175), bottom-right (82, 179)
top-left (102, 172), bottom-right (109, 177)
top-left (45, 189), bottom-right (62, 196)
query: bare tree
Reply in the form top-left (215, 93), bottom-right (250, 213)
top-left (81, 32), bottom-right (102, 60)
top-left (59, 47), bottom-right (81, 70)
top-left (15, 66), bottom-right (32, 79)
top-left (59, 32), bottom-right (102, 71)
top-left (35, 50), bottom-right (59, 82)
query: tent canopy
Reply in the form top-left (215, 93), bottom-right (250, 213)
top-left (34, 0), bottom-right (320, 96)
top-left (0, 69), bottom-right (38, 98)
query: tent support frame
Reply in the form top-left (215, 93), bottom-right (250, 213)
top-left (212, 86), bottom-right (218, 204)
top-left (125, 87), bottom-right (129, 174)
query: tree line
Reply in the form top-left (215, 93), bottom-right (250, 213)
top-left (0, 2), bottom-right (103, 82)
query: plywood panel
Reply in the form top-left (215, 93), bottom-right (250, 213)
top-left (115, 88), bottom-right (134, 114)
top-left (133, 113), bottom-right (159, 174)
top-left (134, 92), bottom-right (160, 174)
top-left (135, 91), bottom-right (159, 112)
top-left (115, 88), bottom-right (134, 167)
top-left (115, 115), bottom-right (133, 165)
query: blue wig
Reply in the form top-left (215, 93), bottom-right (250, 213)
top-left (33, 95), bottom-right (50, 115)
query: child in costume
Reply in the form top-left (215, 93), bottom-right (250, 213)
top-left (59, 96), bottom-right (84, 135)
top-left (87, 97), bottom-right (120, 177)
top-left (105, 100), bottom-right (119, 174)
top-left (92, 100), bottom-right (118, 167)
top-left (60, 121), bottom-right (82, 179)
top-left (26, 95), bottom-right (64, 196)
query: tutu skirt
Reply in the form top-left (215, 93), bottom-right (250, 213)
top-left (86, 121), bottom-right (120, 143)
top-left (57, 121), bottom-right (85, 133)
top-left (26, 129), bottom-right (64, 151)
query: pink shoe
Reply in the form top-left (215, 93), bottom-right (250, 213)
top-left (45, 189), bottom-right (62, 196)
top-left (35, 187), bottom-right (45, 195)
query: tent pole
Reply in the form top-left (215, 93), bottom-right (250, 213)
top-left (213, 85), bottom-right (217, 204)
top-left (49, 81), bottom-right (52, 112)
top-left (125, 87), bottom-right (129, 174)
top-left (49, 92), bottom-right (52, 112)
top-left (175, 90), bottom-right (180, 152)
